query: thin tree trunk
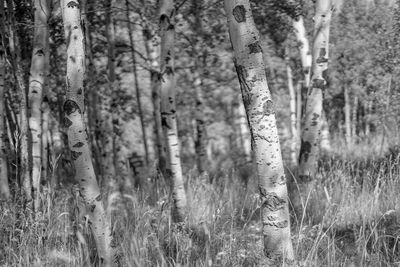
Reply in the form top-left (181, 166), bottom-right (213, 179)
top-left (351, 96), bottom-right (358, 139)
top-left (0, 0), bottom-right (9, 199)
top-left (292, 16), bottom-right (312, 88)
top-left (193, 71), bottom-right (209, 172)
top-left (28, 0), bottom-right (50, 212)
top-left (61, 1), bottom-right (113, 265)
top-left (235, 95), bottom-right (251, 161)
top-left (320, 110), bottom-right (331, 152)
top-left (224, 0), bottom-right (294, 263)
top-left (286, 56), bottom-right (297, 166)
top-left (7, 0), bottom-right (30, 206)
top-left (103, 0), bottom-right (117, 190)
top-left (298, 0), bottom-right (333, 180)
top-left (296, 82), bottom-right (302, 146)
top-left (344, 86), bottom-right (351, 145)
top-left (125, 0), bottom-right (149, 166)
top-left (191, 0), bottom-right (209, 174)
top-left (143, 27), bottom-right (167, 178)
top-left (159, 0), bottom-right (187, 223)
top-left (41, 98), bottom-right (49, 184)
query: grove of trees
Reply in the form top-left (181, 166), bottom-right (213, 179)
top-left (2, 0), bottom-right (400, 266)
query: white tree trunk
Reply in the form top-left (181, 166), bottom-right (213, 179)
top-left (286, 59), bottom-right (297, 166)
top-left (293, 16), bottom-right (312, 88)
top-left (344, 86), bottom-right (351, 145)
top-left (298, 0), bottom-right (333, 180)
top-left (28, 0), bottom-right (49, 211)
top-left (61, 1), bottom-right (113, 265)
top-left (224, 0), bottom-right (294, 263)
top-left (159, 0), bottom-right (187, 223)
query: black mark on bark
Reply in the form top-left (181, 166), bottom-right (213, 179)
top-left (64, 100), bottom-right (81, 115)
top-left (73, 142), bottom-right (84, 148)
top-left (248, 41), bottom-right (262, 54)
top-left (233, 5), bottom-right (246, 23)
top-left (67, 1), bottom-right (79, 8)
top-left (299, 139), bottom-right (312, 162)
top-left (261, 191), bottom-right (286, 212)
top-left (263, 100), bottom-right (275, 116)
top-left (71, 150), bottom-right (83, 160)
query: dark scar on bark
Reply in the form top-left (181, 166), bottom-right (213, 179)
top-left (73, 142), bottom-right (84, 148)
top-left (71, 150), bottom-right (83, 160)
top-left (64, 100), bottom-right (81, 115)
top-left (248, 41), bottom-right (262, 54)
top-left (233, 5), bottom-right (246, 22)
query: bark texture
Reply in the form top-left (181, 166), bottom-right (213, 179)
top-left (298, 0), bottom-right (333, 180)
top-left (293, 16), bottom-right (312, 88)
top-left (28, 0), bottom-right (50, 211)
top-left (159, 0), bottom-right (187, 223)
top-left (286, 57), bottom-right (297, 166)
top-left (224, 0), bottom-right (294, 263)
top-left (61, 1), bottom-right (113, 265)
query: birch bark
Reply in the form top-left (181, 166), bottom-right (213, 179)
top-left (159, 0), bottom-right (187, 222)
top-left (298, 0), bottom-right (333, 180)
top-left (225, 0), bottom-right (294, 263)
top-left (61, 1), bottom-right (113, 264)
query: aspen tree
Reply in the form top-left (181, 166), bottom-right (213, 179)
top-left (0, 0), bottom-right (9, 199)
top-left (224, 0), bottom-right (294, 263)
top-left (298, 0), bottom-right (333, 180)
top-left (293, 16), bottom-right (312, 88)
top-left (285, 54), bottom-right (297, 166)
top-left (159, 0), bottom-right (187, 222)
top-left (61, 0), bottom-right (113, 264)
top-left (28, 0), bottom-right (50, 211)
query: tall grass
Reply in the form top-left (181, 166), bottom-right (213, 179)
top-left (1, 137), bottom-right (400, 266)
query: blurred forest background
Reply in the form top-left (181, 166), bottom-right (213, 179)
top-left (2, 0), bottom-right (400, 266)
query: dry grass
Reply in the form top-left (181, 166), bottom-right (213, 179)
top-left (1, 137), bottom-right (400, 266)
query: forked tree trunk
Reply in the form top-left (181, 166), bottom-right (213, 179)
top-left (286, 57), bottom-right (297, 166)
top-left (61, 1), bottom-right (113, 265)
top-left (298, 0), bottom-right (333, 180)
top-left (224, 0), bottom-right (294, 263)
top-left (28, 0), bottom-right (50, 211)
top-left (7, 0), bottom-right (30, 206)
top-left (0, 0), bottom-right (9, 199)
top-left (125, 0), bottom-right (149, 166)
top-left (159, 0), bottom-right (187, 223)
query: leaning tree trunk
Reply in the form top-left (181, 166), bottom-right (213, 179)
top-left (28, 0), bottom-right (50, 212)
top-left (224, 0), bottom-right (294, 263)
top-left (0, 0), bottom-right (9, 199)
top-left (61, 1), bottom-right (113, 265)
top-left (298, 0), bottom-right (333, 180)
top-left (159, 0), bottom-right (187, 223)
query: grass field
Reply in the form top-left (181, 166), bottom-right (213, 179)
top-left (1, 135), bottom-right (400, 266)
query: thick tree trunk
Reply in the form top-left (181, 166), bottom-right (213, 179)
top-left (28, 0), bottom-right (50, 211)
top-left (286, 57), bottom-right (297, 166)
top-left (61, 1), bottom-right (113, 265)
top-left (224, 0), bottom-right (294, 263)
top-left (298, 0), bottom-right (333, 180)
top-left (0, 0), bottom-right (9, 199)
top-left (293, 16), bottom-right (312, 88)
top-left (159, 0), bottom-right (187, 223)
top-left (344, 86), bottom-right (351, 145)
top-left (125, 0), bottom-right (149, 166)
top-left (7, 0), bottom-right (30, 206)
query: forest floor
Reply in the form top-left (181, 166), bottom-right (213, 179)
top-left (1, 136), bottom-right (400, 266)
